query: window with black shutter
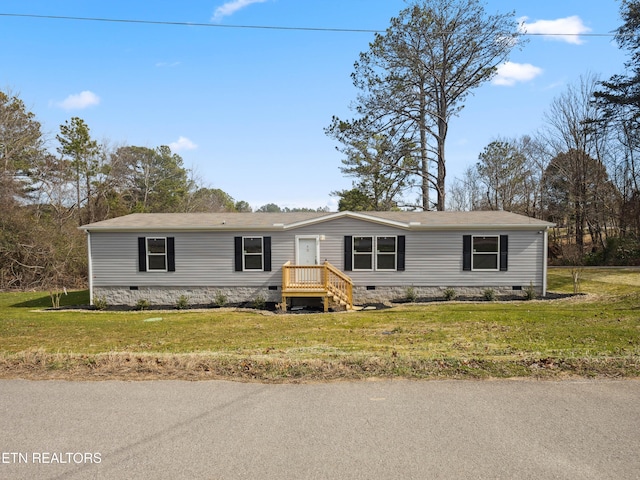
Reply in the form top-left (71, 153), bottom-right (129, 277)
top-left (463, 235), bottom-right (508, 271)
top-left (234, 236), bottom-right (271, 271)
top-left (138, 237), bottom-right (175, 272)
top-left (345, 235), bottom-right (405, 271)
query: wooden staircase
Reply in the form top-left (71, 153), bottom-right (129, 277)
top-left (281, 261), bottom-right (353, 312)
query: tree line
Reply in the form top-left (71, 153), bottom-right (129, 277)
top-left (327, 0), bottom-right (640, 265)
top-left (0, 101), bottom-right (327, 290)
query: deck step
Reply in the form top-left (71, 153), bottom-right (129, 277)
top-left (282, 261), bottom-right (353, 311)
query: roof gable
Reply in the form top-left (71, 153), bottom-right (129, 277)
top-left (280, 211), bottom-right (411, 230)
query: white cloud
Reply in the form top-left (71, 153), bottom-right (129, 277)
top-left (519, 15), bottom-right (591, 45)
top-left (492, 62), bottom-right (543, 86)
top-left (169, 136), bottom-right (198, 152)
top-left (212, 0), bottom-right (268, 22)
top-left (55, 91), bottom-right (101, 110)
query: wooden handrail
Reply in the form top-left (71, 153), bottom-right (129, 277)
top-left (282, 261), bottom-right (353, 310)
top-left (324, 261), bottom-right (353, 307)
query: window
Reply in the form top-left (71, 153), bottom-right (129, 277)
top-left (472, 236), bottom-right (499, 270)
top-left (463, 235), bottom-right (508, 272)
top-left (138, 237), bottom-right (175, 272)
top-left (147, 238), bottom-right (167, 271)
top-left (353, 236), bottom-right (373, 270)
top-left (376, 236), bottom-right (397, 270)
top-left (243, 237), bottom-right (263, 270)
top-left (350, 236), bottom-right (399, 271)
top-left (234, 236), bottom-right (272, 272)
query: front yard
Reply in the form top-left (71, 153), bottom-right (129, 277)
top-left (0, 267), bottom-right (638, 381)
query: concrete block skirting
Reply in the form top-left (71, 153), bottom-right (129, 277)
top-left (352, 285), bottom-right (535, 303)
top-left (93, 286), bottom-right (282, 308)
top-left (93, 284), bottom-right (538, 307)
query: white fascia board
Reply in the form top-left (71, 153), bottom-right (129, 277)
top-left (409, 223), bottom-right (555, 232)
top-left (281, 211), bottom-right (410, 230)
top-left (80, 225), bottom-right (287, 233)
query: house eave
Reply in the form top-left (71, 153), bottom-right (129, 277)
top-left (79, 225), bottom-right (288, 233)
top-left (78, 211), bottom-right (555, 233)
top-left (409, 223), bottom-right (554, 231)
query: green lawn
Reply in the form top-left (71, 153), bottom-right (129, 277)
top-left (0, 267), bottom-right (638, 380)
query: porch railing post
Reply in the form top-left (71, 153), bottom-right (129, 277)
top-left (281, 261), bottom-right (353, 310)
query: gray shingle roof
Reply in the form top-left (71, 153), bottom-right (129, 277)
top-left (80, 211), bottom-right (554, 231)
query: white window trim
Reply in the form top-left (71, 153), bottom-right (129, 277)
top-left (352, 235), bottom-right (374, 271)
top-left (242, 236), bottom-right (264, 271)
top-left (375, 235), bottom-right (397, 271)
top-left (471, 235), bottom-right (500, 272)
top-left (352, 235), bottom-right (398, 271)
top-left (146, 237), bottom-right (168, 272)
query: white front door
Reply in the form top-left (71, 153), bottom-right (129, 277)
top-left (296, 236), bottom-right (320, 284)
top-left (297, 237), bottom-right (319, 266)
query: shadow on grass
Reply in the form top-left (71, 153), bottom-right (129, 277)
top-left (12, 290), bottom-right (90, 309)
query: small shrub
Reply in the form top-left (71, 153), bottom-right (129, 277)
top-left (213, 291), bottom-right (227, 307)
top-left (482, 288), bottom-right (496, 302)
top-left (49, 287), bottom-right (68, 308)
top-left (405, 286), bottom-right (417, 302)
top-left (443, 288), bottom-right (457, 301)
top-left (570, 267), bottom-right (584, 294)
top-left (253, 294), bottom-right (266, 310)
top-left (176, 295), bottom-right (190, 310)
top-left (136, 299), bottom-right (150, 311)
top-left (49, 290), bottom-right (62, 309)
top-left (523, 282), bottom-right (537, 301)
top-left (94, 295), bottom-right (108, 310)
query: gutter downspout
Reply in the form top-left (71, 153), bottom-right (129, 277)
top-left (86, 231), bottom-right (94, 305)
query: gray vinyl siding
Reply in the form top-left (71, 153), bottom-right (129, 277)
top-left (89, 217), bottom-right (545, 289)
top-left (291, 218), bottom-right (544, 288)
top-left (91, 231), bottom-right (282, 287)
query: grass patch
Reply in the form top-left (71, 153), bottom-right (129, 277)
top-left (0, 267), bottom-right (638, 381)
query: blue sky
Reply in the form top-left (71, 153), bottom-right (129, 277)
top-left (0, 0), bottom-right (628, 210)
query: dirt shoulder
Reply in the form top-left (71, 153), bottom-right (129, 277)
top-left (1, 350), bottom-right (638, 382)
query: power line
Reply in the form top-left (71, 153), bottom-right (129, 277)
top-left (0, 12), bottom-right (616, 37)
top-left (0, 12), bottom-right (380, 33)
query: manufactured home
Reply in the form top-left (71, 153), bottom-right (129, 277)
top-left (80, 210), bottom-right (554, 310)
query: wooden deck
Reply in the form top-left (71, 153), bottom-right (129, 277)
top-left (281, 261), bottom-right (353, 312)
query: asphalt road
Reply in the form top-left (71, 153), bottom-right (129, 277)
top-left (0, 379), bottom-right (638, 479)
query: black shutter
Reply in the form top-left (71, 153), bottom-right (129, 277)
top-left (138, 237), bottom-right (147, 272)
top-left (234, 237), bottom-right (243, 271)
top-left (463, 235), bottom-right (472, 271)
top-left (500, 235), bottom-right (508, 271)
top-left (263, 237), bottom-right (272, 272)
top-left (397, 235), bottom-right (405, 271)
top-left (167, 237), bottom-right (175, 272)
top-left (344, 236), bottom-right (353, 271)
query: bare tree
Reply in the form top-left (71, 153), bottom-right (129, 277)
top-left (539, 74), bottom-right (619, 249)
top-left (449, 135), bottom-right (545, 216)
top-left (332, 0), bottom-right (522, 210)
top-left (543, 73), bottom-right (609, 160)
top-left (447, 166), bottom-right (482, 211)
